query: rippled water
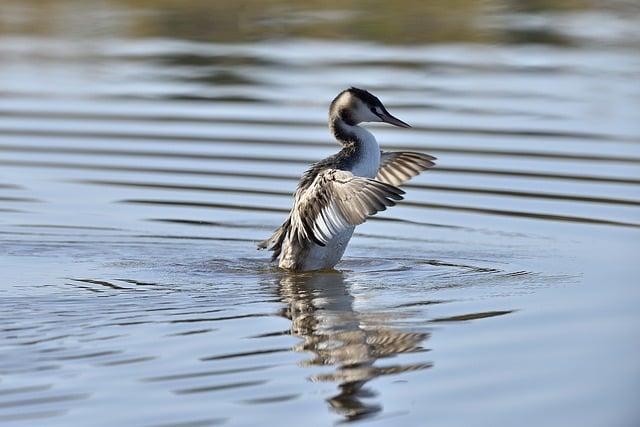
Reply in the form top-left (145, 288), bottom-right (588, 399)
top-left (1, 1), bottom-right (640, 426)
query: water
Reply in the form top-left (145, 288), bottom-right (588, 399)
top-left (1, 1), bottom-right (640, 426)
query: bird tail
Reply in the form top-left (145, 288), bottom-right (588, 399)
top-left (257, 217), bottom-right (291, 262)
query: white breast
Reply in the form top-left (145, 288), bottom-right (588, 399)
top-left (299, 227), bottom-right (355, 270)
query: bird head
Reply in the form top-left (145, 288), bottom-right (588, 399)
top-left (329, 87), bottom-right (411, 128)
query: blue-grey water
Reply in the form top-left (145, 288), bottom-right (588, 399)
top-left (1, 1), bottom-right (639, 426)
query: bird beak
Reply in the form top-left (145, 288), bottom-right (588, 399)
top-left (378, 107), bottom-right (412, 128)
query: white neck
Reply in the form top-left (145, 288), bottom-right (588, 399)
top-left (331, 119), bottom-right (380, 178)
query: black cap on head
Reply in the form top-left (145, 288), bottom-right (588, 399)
top-left (347, 87), bottom-right (383, 108)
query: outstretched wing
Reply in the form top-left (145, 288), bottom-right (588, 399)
top-left (290, 169), bottom-right (404, 246)
top-left (376, 151), bottom-right (436, 186)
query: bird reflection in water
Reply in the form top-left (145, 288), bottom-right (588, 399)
top-left (275, 271), bottom-right (432, 422)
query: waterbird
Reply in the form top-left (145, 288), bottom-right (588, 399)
top-left (258, 87), bottom-right (435, 271)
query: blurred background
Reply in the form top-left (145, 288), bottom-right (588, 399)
top-left (0, 1), bottom-right (639, 426)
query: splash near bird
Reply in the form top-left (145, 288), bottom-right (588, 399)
top-left (258, 87), bottom-right (435, 271)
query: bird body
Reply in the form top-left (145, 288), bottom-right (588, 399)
top-left (258, 88), bottom-right (435, 271)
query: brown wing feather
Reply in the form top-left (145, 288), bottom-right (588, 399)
top-left (376, 151), bottom-right (436, 186)
top-left (291, 169), bottom-right (404, 247)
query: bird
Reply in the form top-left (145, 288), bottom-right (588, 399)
top-left (258, 87), bottom-right (435, 271)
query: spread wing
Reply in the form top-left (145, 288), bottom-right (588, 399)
top-left (376, 151), bottom-right (436, 186)
top-left (290, 169), bottom-right (404, 246)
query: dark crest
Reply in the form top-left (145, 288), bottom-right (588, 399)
top-left (346, 87), bottom-right (383, 108)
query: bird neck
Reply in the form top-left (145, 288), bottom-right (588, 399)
top-left (330, 116), bottom-right (378, 150)
top-left (329, 116), bottom-right (380, 178)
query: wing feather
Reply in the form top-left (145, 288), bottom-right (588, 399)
top-left (292, 169), bottom-right (404, 246)
top-left (376, 151), bottom-right (436, 186)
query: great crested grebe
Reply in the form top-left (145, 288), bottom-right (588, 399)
top-left (258, 87), bottom-right (435, 271)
